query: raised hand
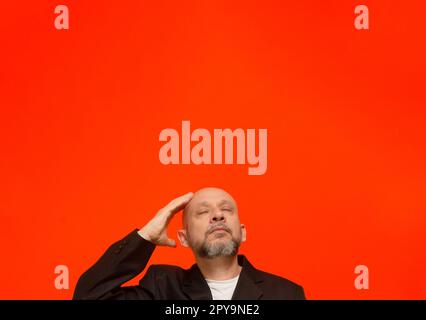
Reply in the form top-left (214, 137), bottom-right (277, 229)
top-left (137, 192), bottom-right (193, 247)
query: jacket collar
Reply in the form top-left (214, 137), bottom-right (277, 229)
top-left (182, 255), bottom-right (264, 300)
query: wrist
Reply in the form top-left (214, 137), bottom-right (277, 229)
top-left (137, 229), bottom-right (152, 242)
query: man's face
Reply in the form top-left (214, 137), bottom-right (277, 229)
top-left (178, 188), bottom-right (246, 259)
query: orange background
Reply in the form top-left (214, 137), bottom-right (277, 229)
top-left (0, 1), bottom-right (425, 299)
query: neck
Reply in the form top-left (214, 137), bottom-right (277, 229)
top-left (195, 254), bottom-right (242, 280)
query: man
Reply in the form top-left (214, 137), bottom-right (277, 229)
top-left (73, 187), bottom-right (306, 300)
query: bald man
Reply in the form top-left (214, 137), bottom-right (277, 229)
top-left (73, 187), bottom-right (306, 300)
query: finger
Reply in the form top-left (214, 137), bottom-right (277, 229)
top-left (165, 192), bottom-right (194, 215)
top-left (165, 238), bottom-right (177, 248)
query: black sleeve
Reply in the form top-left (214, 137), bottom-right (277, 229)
top-left (73, 229), bottom-right (157, 300)
top-left (294, 285), bottom-right (307, 300)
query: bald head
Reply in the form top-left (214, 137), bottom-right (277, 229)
top-left (182, 187), bottom-right (238, 228)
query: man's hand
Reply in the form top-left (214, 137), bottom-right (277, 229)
top-left (138, 192), bottom-right (193, 247)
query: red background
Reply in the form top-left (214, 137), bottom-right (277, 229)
top-left (0, 1), bottom-right (425, 299)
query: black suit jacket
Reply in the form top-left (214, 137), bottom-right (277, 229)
top-left (73, 229), bottom-right (306, 300)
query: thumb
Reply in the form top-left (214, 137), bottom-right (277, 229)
top-left (165, 239), bottom-right (177, 248)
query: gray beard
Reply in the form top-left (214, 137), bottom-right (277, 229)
top-left (197, 237), bottom-right (240, 259)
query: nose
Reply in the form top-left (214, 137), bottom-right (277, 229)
top-left (211, 208), bottom-right (225, 223)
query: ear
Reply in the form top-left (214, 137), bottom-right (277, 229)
top-left (177, 229), bottom-right (190, 248)
top-left (240, 224), bottom-right (247, 242)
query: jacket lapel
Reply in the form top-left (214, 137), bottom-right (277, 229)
top-left (231, 255), bottom-right (263, 300)
top-left (182, 264), bottom-right (213, 300)
top-left (182, 255), bottom-right (264, 300)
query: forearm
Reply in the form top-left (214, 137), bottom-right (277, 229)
top-left (73, 229), bottom-right (156, 300)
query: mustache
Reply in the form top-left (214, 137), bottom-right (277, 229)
top-left (206, 223), bottom-right (232, 235)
